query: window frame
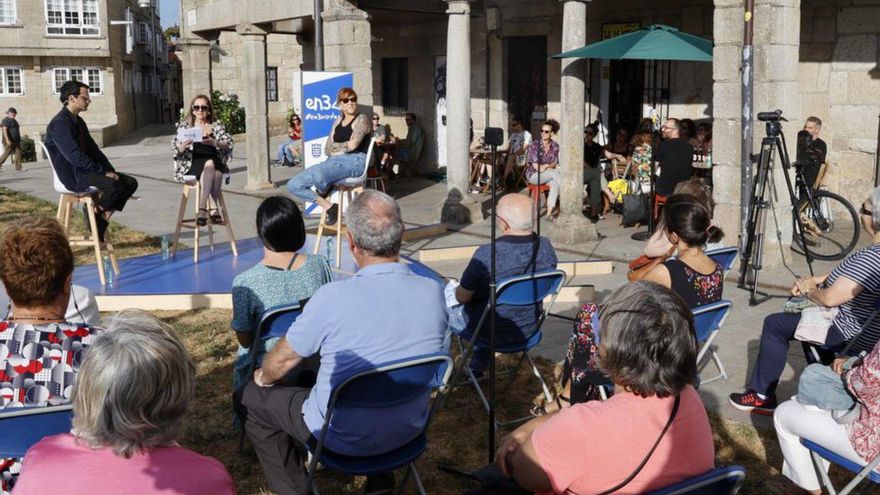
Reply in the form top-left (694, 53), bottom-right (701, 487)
top-left (266, 66), bottom-right (278, 102)
top-left (0, 67), bottom-right (24, 96)
top-left (380, 58), bottom-right (408, 116)
top-left (45, 0), bottom-right (101, 37)
top-left (52, 67), bottom-right (103, 95)
top-left (0, 0), bottom-right (17, 26)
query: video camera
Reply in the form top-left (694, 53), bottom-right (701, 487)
top-left (757, 109), bottom-right (787, 122)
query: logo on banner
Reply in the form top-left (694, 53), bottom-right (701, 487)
top-left (311, 143), bottom-right (322, 158)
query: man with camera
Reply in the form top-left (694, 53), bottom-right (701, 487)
top-left (797, 116), bottom-right (827, 191)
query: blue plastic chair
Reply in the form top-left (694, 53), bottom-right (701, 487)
top-left (692, 300), bottom-right (734, 384)
top-left (0, 404), bottom-right (74, 458)
top-left (705, 246), bottom-right (739, 280)
top-left (455, 269), bottom-right (567, 426)
top-left (648, 465), bottom-right (746, 494)
top-left (801, 438), bottom-right (880, 495)
top-left (305, 353), bottom-right (453, 495)
top-left (238, 302), bottom-right (303, 451)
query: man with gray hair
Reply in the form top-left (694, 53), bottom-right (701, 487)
top-left (449, 193), bottom-right (558, 377)
top-left (238, 190), bottom-right (447, 494)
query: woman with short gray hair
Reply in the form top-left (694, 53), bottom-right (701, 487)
top-left (493, 282), bottom-right (714, 493)
top-left (14, 310), bottom-right (235, 495)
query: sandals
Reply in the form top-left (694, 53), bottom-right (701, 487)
top-left (210, 208), bottom-right (223, 224)
top-left (197, 208), bottom-right (208, 227)
top-left (530, 394), bottom-right (570, 417)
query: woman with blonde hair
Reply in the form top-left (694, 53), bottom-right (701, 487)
top-left (13, 310), bottom-right (235, 494)
top-left (171, 94), bottom-right (234, 226)
top-left (286, 87), bottom-right (370, 224)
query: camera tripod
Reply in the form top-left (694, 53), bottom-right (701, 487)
top-left (739, 110), bottom-right (859, 305)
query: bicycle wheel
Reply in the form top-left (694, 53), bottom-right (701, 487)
top-left (792, 190), bottom-right (859, 261)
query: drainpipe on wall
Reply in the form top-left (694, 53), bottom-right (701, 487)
top-left (875, 113), bottom-right (880, 186)
top-left (314, 0), bottom-right (324, 70)
top-left (740, 0), bottom-right (755, 249)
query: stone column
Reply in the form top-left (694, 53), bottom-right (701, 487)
top-left (323, 0), bottom-right (374, 106)
top-left (444, 0), bottom-right (473, 199)
top-left (237, 24), bottom-right (273, 190)
top-left (176, 37), bottom-right (212, 111)
top-left (547, 0), bottom-right (597, 243)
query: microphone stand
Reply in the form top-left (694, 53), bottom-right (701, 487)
top-left (487, 141), bottom-right (498, 462)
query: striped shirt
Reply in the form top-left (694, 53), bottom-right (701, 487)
top-left (825, 244), bottom-right (880, 351)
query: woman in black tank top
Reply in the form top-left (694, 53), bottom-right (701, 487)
top-left (286, 87), bottom-right (372, 223)
top-left (642, 194), bottom-right (725, 308)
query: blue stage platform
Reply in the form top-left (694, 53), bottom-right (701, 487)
top-left (72, 235), bottom-right (444, 311)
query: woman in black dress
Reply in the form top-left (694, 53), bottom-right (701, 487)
top-left (172, 94), bottom-right (234, 226)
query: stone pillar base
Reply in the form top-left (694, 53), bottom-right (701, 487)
top-left (544, 214), bottom-right (599, 244)
top-left (244, 181), bottom-right (277, 191)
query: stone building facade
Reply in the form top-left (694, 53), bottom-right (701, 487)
top-left (178, 0), bottom-right (880, 249)
top-left (0, 0), bottom-right (172, 146)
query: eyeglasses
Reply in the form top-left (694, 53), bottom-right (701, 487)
top-left (372, 117), bottom-right (380, 120)
top-left (192, 105), bottom-right (209, 111)
top-left (340, 98), bottom-right (357, 104)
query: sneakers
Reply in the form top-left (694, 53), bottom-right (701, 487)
top-left (729, 391), bottom-right (777, 414)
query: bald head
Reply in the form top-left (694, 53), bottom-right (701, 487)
top-left (346, 190), bottom-right (404, 257)
top-left (497, 193), bottom-right (534, 233)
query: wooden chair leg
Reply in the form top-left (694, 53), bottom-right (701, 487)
top-left (104, 228), bottom-right (120, 275)
top-left (172, 185), bottom-right (190, 256)
top-left (61, 197), bottom-right (73, 232)
top-left (56, 195), bottom-right (65, 222)
top-left (86, 198), bottom-right (106, 285)
top-left (206, 195), bottom-right (215, 254)
top-left (313, 204), bottom-right (328, 255)
top-left (335, 190), bottom-right (346, 268)
top-left (218, 191), bottom-right (238, 256)
top-left (193, 183), bottom-right (201, 263)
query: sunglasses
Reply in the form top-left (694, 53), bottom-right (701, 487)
top-left (192, 105), bottom-right (209, 111)
top-left (372, 117), bottom-right (380, 121)
top-left (541, 129), bottom-right (552, 134)
top-left (340, 98), bottom-right (357, 104)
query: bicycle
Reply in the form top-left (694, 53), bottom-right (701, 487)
top-left (739, 110), bottom-right (859, 302)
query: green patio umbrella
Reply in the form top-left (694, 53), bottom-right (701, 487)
top-left (552, 24), bottom-right (712, 61)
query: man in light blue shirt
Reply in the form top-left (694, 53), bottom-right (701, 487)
top-left (238, 190), bottom-right (447, 494)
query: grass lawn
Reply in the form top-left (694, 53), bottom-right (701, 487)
top-left (2, 186), bottom-right (874, 494)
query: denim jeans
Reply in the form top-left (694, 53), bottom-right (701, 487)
top-left (286, 152), bottom-right (366, 202)
top-left (276, 138), bottom-right (295, 163)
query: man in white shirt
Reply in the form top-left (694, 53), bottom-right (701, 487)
top-left (502, 116), bottom-right (532, 185)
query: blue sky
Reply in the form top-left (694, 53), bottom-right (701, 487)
top-left (159, 0), bottom-right (178, 29)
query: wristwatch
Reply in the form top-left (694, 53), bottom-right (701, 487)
top-left (255, 369), bottom-right (275, 388)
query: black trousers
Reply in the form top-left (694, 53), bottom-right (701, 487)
top-left (238, 382), bottom-right (315, 495)
top-left (86, 172), bottom-right (138, 212)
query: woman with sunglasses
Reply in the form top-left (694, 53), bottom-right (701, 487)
top-left (172, 94), bottom-right (234, 226)
top-left (287, 87), bottom-right (370, 224)
top-left (275, 113), bottom-right (303, 167)
top-left (525, 119), bottom-right (561, 220)
top-left (730, 186), bottom-right (880, 414)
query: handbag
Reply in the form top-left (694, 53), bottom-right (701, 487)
top-left (627, 246), bottom-right (675, 282)
top-left (607, 178), bottom-right (629, 203)
top-left (621, 190), bottom-right (648, 227)
top-left (797, 360), bottom-right (862, 424)
top-left (794, 305), bottom-right (839, 345)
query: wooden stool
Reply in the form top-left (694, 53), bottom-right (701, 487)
top-left (171, 175), bottom-right (238, 262)
top-left (313, 140), bottom-right (375, 267)
top-left (45, 142), bottom-right (118, 286)
top-left (527, 183), bottom-right (551, 211)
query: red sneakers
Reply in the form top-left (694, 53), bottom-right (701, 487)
top-left (729, 391), bottom-right (778, 415)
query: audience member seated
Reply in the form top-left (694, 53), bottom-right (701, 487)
top-left (493, 282), bottom-right (715, 494)
top-left (0, 217), bottom-right (102, 491)
top-left (172, 94), bottom-right (234, 226)
top-left (13, 310), bottom-right (235, 495)
top-left (606, 128), bottom-right (632, 158)
top-left (448, 193), bottom-right (558, 377)
top-left (371, 113), bottom-right (393, 173)
top-left (642, 178), bottom-right (720, 258)
top-left (394, 112), bottom-right (424, 177)
top-left (583, 124), bottom-right (626, 219)
top-left (655, 118), bottom-right (695, 203)
top-left (774, 339), bottom-right (880, 495)
top-left (525, 119), bottom-right (561, 220)
top-left (680, 118), bottom-right (697, 143)
top-left (501, 116), bottom-right (532, 186)
top-left (539, 194), bottom-right (724, 414)
top-left (287, 87), bottom-right (369, 225)
top-left (237, 190), bottom-right (447, 494)
top-left (730, 186), bottom-right (880, 414)
top-left (45, 80), bottom-right (139, 242)
top-left (275, 113), bottom-right (302, 167)
top-left (231, 196), bottom-right (333, 391)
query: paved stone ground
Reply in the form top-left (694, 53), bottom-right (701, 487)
top-left (3, 124), bottom-right (864, 430)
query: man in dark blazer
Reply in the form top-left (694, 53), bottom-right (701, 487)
top-left (45, 80), bottom-right (138, 241)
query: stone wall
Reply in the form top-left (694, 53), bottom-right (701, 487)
top-left (800, 0), bottom-right (880, 209)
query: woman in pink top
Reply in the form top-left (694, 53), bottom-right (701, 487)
top-left (14, 310), bottom-right (236, 495)
top-left (494, 282), bottom-right (715, 494)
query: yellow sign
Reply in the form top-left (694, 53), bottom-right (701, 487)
top-left (602, 22), bottom-right (640, 40)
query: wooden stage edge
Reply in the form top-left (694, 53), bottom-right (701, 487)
top-left (95, 293), bottom-right (232, 311)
